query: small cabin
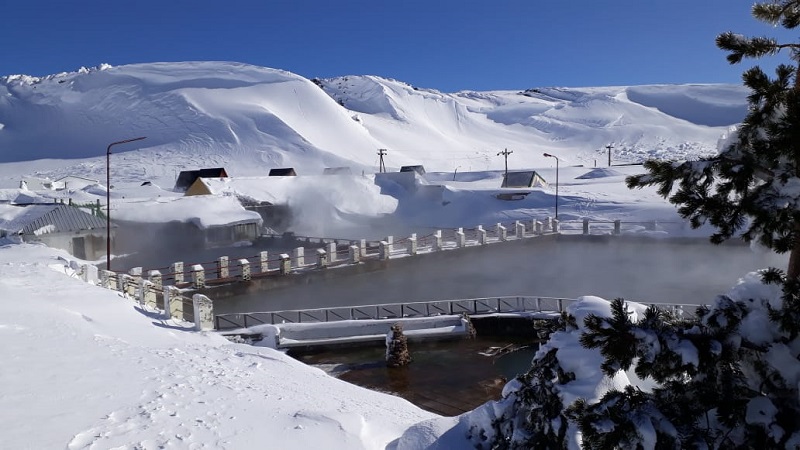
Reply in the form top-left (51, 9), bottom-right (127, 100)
top-left (268, 168), bottom-right (297, 176)
top-left (400, 165), bottom-right (426, 175)
top-left (501, 171), bottom-right (547, 188)
top-left (174, 168), bottom-right (229, 191)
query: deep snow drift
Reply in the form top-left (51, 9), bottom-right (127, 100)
top-left (0, 62), bottom-right (747, 189)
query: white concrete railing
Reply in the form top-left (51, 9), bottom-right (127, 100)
top-left (95, 267), bottom-right (214, 330)
top-left (213, 296), bottom-right (700, 330)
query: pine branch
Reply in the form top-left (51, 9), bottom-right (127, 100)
top-left (717, 32), bottom-right (780, 64)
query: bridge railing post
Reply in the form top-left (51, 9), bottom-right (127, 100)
top-left (455, 228), bottom-right (465, 248)
top-left (293, 247), bottom-right (305, 268)
top-left (544, 217), bottom-right (552, 232)
top-left (191, 264), bottom-right (205, 288)
top-left (171, 262), bottom-right (184, 284)
top-left (583, 218), bottom-right (590, 235)
top-left (217, 256), bottom-right (229, 279)
top-left (477, 226), bottom-right (487, 245)
top-left (259, 251), bottom-right (269, 273)
top-left (536, 297), bottom-right (542, 312)
top-left (535, 220), bottom-right (543, 235)
top-left (385, 236), bottom-right (394, 255)
top-left (496, 223), bottom-right (507, 242)
top-left (349, 245), bottom-right (360, 264)
top-left (192, 294), bottom-right (215, 331)
top-left (379, 241), bottom-right (390, 260)
top-left (515, 221), bottom-right (525, 239)
top-left (143, 280), bottom-right (158, 309)
top-left (317, 248), bottom-right (328, 268)
top-left (148, 270), bottom-right (163, 290)
top-left (434, 230), bottom-right (443, 251)
top-left (552, 219), bottom-right (560, 233)
top-left (239, 259), bottom-right (251, 281)
top-left (327, 242), bottom-right (337, 263)
top-left (407, 233), bottom-right (418, 255)
top-left (279, 254), bottom-right (291, 274)
top-left (360, 239), bottom-right (367, 257)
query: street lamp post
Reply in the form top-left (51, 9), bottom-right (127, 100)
top-left (106, 137), bottom-right (146, 270)
top-left (543, 153), bottom-right (560, 219)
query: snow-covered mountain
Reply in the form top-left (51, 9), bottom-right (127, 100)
top-left (0, 61), bottom-right (748, 188)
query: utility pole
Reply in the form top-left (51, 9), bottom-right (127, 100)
top-left (377, 148), bottom-right (388, 173)
top-left (606, 144), bottom-right (614, 167)
top-left (497, 148), bottom-right (513, 179)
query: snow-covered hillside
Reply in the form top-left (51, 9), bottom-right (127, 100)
top-left (0, 62), bottom-right (747, 188)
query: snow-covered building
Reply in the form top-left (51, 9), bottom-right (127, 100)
top-left (0, 204), bottom-right (108, 260)
top-left (501, 170), bottom-right (547, 188)
top-left (174, 167), bottom-right (228, 192)
top-left (19, 176), bottom-right (54, 191)
top-left (268, 167), bottom-right (297, 176)
top-left (112, 195), bottom-right (263, 251)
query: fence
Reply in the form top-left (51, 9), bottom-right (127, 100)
top-left (213, 295), bottom-right (700, 330)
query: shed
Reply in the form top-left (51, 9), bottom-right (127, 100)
top-left (0, 204), bottom-right (109, 260)
top-left (268, 168), bottom-right (297, 176)
top-left (501, 171), bottom-right (547, 188)
top-left (174, 168), bottom-right (229, 191)
top-left (400, 165), bottom-right (426, 175)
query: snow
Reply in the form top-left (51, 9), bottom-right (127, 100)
top-left (0, 243), bottom-right (435, 449)
top-left (0, 61), bottom-right (784, 448)
top-left (113, 195), bottom-right (262, 229)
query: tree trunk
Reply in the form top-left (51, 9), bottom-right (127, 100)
top-left (791, 68), bottom-right (800, 279)
top-left (789, 223), bottom-right (800, 279)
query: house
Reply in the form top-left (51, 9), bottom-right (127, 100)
top-left (183, 177), bottom-right (293, 231)
top-left (0, 204), bottom-right (109, 260)
top-left (113, 195), bottom-right (263, 251)
top-left (268, 168), bottom-right (297, 176)
top-left (174, 168), bottom-right (229, 192)
top-left (400, 165), bottom-right (426, 175)
top-left (501, 171), bottom-right (548, 188)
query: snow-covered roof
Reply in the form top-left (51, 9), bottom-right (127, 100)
top-left (194, 175), bottom-right (397, 215)
top-left (0, 204), bottom-right (107, 235)
top-left (113, 195), bottom-right (262, 229)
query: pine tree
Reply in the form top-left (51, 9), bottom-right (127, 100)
top-left (627, 1), bottom-right (800, 278)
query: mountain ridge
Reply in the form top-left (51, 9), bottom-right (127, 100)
top-left (0, 61), bottom-right (748, 188)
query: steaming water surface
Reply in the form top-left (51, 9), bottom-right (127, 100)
top-left (215, 236), bottom-right (788, 314)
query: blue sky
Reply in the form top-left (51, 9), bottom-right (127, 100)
top-left (1, 0), bottom-right (797, 92)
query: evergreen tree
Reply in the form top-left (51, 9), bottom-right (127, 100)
top-left (627, 1), bottom-right (800, 278)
